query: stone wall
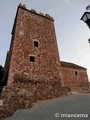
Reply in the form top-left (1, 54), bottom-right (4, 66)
top-left (0, 75), bottom-right (68, 118)
top-left (7, 4), bottom-right (63, 86)
top-left (61, 61), bottom-right (89, 92)
top-left (0, 4), bottom-right (68, 118)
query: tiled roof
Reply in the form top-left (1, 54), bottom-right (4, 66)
top-left (61, 61), bottom-right (86, 70)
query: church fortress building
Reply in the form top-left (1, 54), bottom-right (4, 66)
top-left (1, 3), bottom-right (89, 90)
top-left (0, 3), bottom-right (89, 118)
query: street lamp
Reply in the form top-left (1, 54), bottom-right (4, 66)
top-left (81, 5), bottom-right (90, 44)
top-left (81, 12), bottom-right (90, 28)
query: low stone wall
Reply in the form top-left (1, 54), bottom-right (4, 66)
top-left (71, 85), bottom-right (90, 93)
top-left (0, 76), bottom-right (69, 118)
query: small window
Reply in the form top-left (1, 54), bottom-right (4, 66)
top-left (34, 41), bottom-right (38, 47)
top-left (30, 56), bottom-right (35, 62)
top-left (75, 71), bottom-right (78, 75)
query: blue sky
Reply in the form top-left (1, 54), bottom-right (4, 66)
top-left (0, 0), bottom-right (90, 80)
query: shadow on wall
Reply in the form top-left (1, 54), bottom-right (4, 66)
top-left (0, 66), bottom-right (5, 95)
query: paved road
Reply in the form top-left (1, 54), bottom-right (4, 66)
top-left (5, 93), bottom-right (90, 120)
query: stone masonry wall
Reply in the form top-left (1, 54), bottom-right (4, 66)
top-left (61, 66), bottom-right (89, 92)
top-left (0, 75), bottom-right (68, 118)
top-left (7, 5), bottom-right (63, 85)
top-left (0, 4), bottom-right (68, 119)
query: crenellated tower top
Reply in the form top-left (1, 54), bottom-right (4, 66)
top-left (18, 3), bottom-right (54, 21)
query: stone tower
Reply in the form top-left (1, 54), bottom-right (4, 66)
top-left (6, 4), bottom-right (63, 85)
top-left (0, 4), bottom-right (68, 118)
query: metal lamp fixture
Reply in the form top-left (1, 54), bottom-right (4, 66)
top-left (81, 12), bottom-right (90, 28)
top-left (81, 4), bottom-right (90, 44)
